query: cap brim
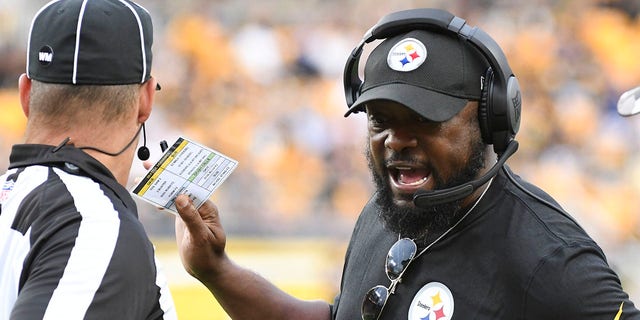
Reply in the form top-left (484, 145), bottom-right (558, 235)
top-left (617, 86), bottom-right (640, 117)
top-left (344, 83), bottom-right (469, 121)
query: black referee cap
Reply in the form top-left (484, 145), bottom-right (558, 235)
top-left (26, 0), bottom-right (154, 86)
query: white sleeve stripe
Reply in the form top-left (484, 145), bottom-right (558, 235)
top-left (43, 168), bottom-right (120, 320)
top-left (0, 167), bottom-right (50, 319)
top-left (154, 255), bottom-right (178, 319)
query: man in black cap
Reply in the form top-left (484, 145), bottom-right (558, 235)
top-left (170, 8), bottom-right (640, 320)
top-left (0, 0), bottom-right (175, 319)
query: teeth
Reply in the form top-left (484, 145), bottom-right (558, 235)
top-left (391, 166), bottom-right (429, 186)
top-left (399, 176), bottom-right (427, 186)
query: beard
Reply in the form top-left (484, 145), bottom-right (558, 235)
top-left (367, 138), bottom-right (486, 244)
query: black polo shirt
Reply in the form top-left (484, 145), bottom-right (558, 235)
top-left (332, 167), bottom-right (640, 319)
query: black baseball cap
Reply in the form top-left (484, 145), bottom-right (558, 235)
top-left (26, 0), bottom-right (154, 86)
top-left (345, 29), bottom-right (490, 122)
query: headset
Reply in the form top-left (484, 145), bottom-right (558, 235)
top-left (343, 8), bottom-right (523, 207)
top-left (344, 8), bottom-right (522, 156)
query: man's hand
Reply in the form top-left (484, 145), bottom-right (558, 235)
top-left (173, 195), bottom-right (331, 320)
top-left (174, 194), bottom-right (227, 283)
top-left (142, 160), bottom-right (228, 283)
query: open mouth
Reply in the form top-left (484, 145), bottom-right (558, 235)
top-left (389, 166), bottom-right (431, 192)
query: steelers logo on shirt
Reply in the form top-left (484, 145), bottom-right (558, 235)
top-left (408, 282), bottom-right (454, 320)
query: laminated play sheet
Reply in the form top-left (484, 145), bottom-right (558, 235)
top-left (131, 136), bottom-right (237, 214)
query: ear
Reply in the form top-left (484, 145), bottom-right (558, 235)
top-left (137, 77), bottom-right (156, 123)
top-left (18, 74), bottom-right (32, 118)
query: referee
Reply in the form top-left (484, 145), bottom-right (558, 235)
top-left (0, 0), bottom-right (175, 319)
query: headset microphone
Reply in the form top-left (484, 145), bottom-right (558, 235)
top-left (413, 140), bottom-right (518, 208)
top-left (137, 123), bottom-right (150, 161)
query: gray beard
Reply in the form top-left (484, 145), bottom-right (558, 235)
top-left (366, 140), bottom-right (486, 244)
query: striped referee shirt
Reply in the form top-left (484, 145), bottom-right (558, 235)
top-left (0, 144), bottom-right (176, 319)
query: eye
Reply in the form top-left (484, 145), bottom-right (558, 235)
top-left (368, 113), bottom-right (388, 127)
top-left (416, 115), bottom-right (433, 124)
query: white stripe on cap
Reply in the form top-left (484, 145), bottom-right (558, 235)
top-left (73, 0), bottom-right (91, 85)
top-left (26, 0), bottom-right (62, 79)
top-left (119, 0), bottom-right (147, 83)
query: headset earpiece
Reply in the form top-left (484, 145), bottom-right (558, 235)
top-left (480, 67), bottom-right (521, 156)
top-left (486, 72), bottom-right (521, 156)
top-left (344, 39), bottom-right (366, 109)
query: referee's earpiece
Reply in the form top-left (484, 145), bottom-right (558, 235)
top-left (137, 123), bottom-right (150, 161)
top-left (343, 8), bottom-right (522, 156)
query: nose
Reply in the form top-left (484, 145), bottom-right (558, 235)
top-left (384, 128), bottom-right (418, 151)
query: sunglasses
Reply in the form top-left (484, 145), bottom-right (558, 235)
top-left (360, 178), bottom-right (493, 319)
top-left (361, 238), bottom-right (418, 320)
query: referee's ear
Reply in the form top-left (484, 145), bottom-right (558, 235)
top-left (18, 74), bottom-right (32, 118)
top-left (137, 77), bottom-right (157, 124)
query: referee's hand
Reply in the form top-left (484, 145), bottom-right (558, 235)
top-left (174, 194), bottom-right (228, 286)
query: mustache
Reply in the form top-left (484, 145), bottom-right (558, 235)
top-left (384, 153), bottom-right (425, 167)
top-left (384, 153), bottom-right (436, 178)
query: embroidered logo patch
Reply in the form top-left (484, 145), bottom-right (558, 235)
top-left (38, 45), bottom-right (54, 66)
top-left (408, 282), bottom-right (454, 320)
top-left (387, 38), bottom-right (427, 72)
top-left (1, 180), bottom-right (14, 202)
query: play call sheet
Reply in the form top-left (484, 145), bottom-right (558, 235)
top-left (132, 137), bottom-right (238, 214)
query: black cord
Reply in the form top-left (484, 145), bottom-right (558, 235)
top-left (77, 124), bottom-right (144, 157)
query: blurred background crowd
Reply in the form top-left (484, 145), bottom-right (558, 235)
top-left (2, 0), bottom-right (640, 312)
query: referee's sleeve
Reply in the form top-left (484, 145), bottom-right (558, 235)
top-left (11, 168), bottom-right (121, 319)
top-left (11, 168), bottom-right (172, 319)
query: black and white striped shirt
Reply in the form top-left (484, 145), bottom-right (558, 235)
top-left (0, 144), bottom-right (176, 319)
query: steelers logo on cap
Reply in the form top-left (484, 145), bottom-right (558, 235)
top-left (408, 282), bottom-right (454, 320)
top-left (387, 38), bottom-right (427, 72)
